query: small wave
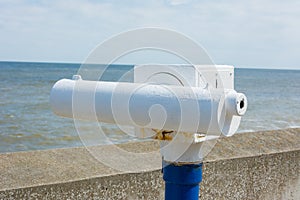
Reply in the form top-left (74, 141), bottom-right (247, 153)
top-left (237, 129), bottom-right (255, 133)
top-left (288, 125), bottom-right (300, 128)
top-left (9, 133), bottom-right (24, 138)
top-left (4, 114), bottom-right (15, 119)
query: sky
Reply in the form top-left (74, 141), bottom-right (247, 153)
top-left (0, 0), bottom-right (299, 69)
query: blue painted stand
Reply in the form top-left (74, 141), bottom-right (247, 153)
top-left (163, 161), bottom-right (203, 200)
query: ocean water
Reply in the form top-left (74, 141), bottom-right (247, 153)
top-left (0, 61), bottom-right (299, 153)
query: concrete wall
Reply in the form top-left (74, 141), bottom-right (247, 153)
top-left (0, 128), bottom-right (299, 199)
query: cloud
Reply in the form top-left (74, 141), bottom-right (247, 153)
top-left (0, 0), bottom-right (299, 68)
top-left (165, 0), bottom-right (192, 6)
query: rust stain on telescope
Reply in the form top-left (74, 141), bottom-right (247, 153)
top-left (153, 129), bottom-right (173, 141)
top-left (152, 130), bottom-right (206, 141)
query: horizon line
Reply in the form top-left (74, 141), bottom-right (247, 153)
top-left (0, 60), bottom-right (299, 71)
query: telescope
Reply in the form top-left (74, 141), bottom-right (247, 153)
top-left (50, 64), bottom-right (247, 200)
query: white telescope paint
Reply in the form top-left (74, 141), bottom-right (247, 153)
top-left (133, 64), bottom-right (247, 162)
top-left (50, 77), bottom-right (246, 136)
top-left (133, 65), bottom-right (247, 136)
top-left (50, 65), bottom-right (247, 163)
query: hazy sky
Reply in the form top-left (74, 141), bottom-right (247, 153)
top-left (0, 0), bottom-right (299, 69)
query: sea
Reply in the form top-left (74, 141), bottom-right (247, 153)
top-left (0, 61), bottom-right (299, 153)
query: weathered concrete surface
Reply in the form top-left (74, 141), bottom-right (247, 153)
top-left (0, 140), bottom-right (161, 192)
top-left (0, 128), bottom-right (299, 199)
top-left (201, 150), bottom-right (299, 200)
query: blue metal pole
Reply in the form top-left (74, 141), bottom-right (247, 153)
top-left (163, 161), bottom-right (203, 200)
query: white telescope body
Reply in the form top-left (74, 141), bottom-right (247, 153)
top-left (50, 65), bottom-right (247, 136)
top-left (50, 65), bottom-right (247, 162)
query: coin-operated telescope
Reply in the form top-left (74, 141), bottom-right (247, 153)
top-left (50, 65), bottom-right (247, 200)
